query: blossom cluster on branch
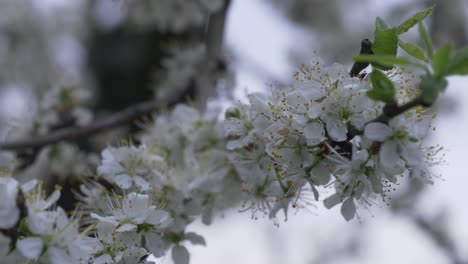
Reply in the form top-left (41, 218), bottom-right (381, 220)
top-left (0, 60), bottom-right (443, 264)
top-left (1, 4), bottom-right (467, 264)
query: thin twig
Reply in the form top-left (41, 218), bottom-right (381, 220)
top-left (0, 94), bottom-right (184, 151)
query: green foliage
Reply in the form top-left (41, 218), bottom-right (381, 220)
top-left (371, 16), bottom-right (397, 69)
top-left (431, 44), bottom-right (452, 78)
top-left (398, 41), bottom-right (428, 62)
top-left (418, 22), bottom-right (433, 58)
top-left (367, 70), bottom-right (395, 102)
top-left (416, 35), bottom-right (468, 104)
top-left (447, 47), bottom-right (468, 75)
top-left (352, 6), bottom-right (468, 107)
top-left (367, 7), bottom-right (434, 70)
top-left (137, 223), bottom-right (153, 233)
top-left (19, 218), bottom-right (32, 235)
top-left (374, 17), bottom-right (389, 33)
top-left (59, 87), bottom-right (73, 106)
top-left (353, 55), bottom-right (412, 68)
top-left (372, 28), bottom-right (398, 69)
top-left (225, 107), bottom-right (241, 119)
top-left (420, 75), bottom-right (448, 104)
top-left (395, 6), bottom-right (434, 35)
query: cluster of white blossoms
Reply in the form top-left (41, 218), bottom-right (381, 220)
top-left (154, 43), bottom-right (207, 101)
top-left (0, 59), bottom-right (443, 263)
top-left (0, 151), bottom-right (19, 229)
top-left (6, 85), bottom-right (93, 139)
top-left (0, 162), bottom-right (170, 263)
top-left (0, 152), bottom-right (100, 263)
top-left (220, 61), bottom-right (440, 221)
top-left (125, 0), bottom-right (225, 32)
top-left (36, 86), bottom-right (93, 133)
top-left (3, 85), bottom-right (96, 181)
top-left (84, 60), bottom-right (441, 262)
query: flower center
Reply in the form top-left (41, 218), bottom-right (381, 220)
top-left (337, 106), bottom-right (353, 121)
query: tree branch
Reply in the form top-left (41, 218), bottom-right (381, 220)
top-left (412, 214), bottom-right (465, 264)
top-left (195, 0), bottom-right (232, 108)
top-left (372, 96), bottom-right (427, 123)
top-left (344, 96), bottom-right (429, 142)
top-left (0, 94), bottom-right (185, 151)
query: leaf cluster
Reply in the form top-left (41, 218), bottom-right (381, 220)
top-left (353, 6), bottom-right (468, 104)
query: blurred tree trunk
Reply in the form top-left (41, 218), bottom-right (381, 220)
top-left (429, 0), bottom-right (467, 47)
top-left (85, 2), bottom-right (206, 114)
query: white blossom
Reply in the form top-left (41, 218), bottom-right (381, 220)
top-left (98, 145), bottom-right (167, 191)
top-left (91, 192), bottom-right (172, 233)
top-left (154, 43), bottom-right (206, 101)
top-left (365, 114), bottom-right (433, 178)
top-left (19, 185), bottom-right (100, 263)
top-left (172, 245), bottom-right (190, 264)
top-left (0, 176), bottom-right (20, 229)
top-left (126, 0), bottom-right (224, 32)
top-left (16, 237), bottom-right (43, 260)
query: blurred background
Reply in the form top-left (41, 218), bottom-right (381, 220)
top-left (1, 0), bottom-right (467, 263)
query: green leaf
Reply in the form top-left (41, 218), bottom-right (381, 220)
top-left (372, 27), bottom-right (398, 69)
top-left (431, 43), bottom-right (452, 78)
top-left (398, 40), bottom-right (428, 62)
top-left (367, 70), bottom-right (395, 102)
top-left (420, 75), bottom-right (448, 104)
top-left (225, 107), bottom-right (241, 119)
top-left (373, 28), bottom-right (398, 56)
top-left (418, 22), bottom-right (433, 57)
top-left (395, 6), bottom-right (434, 35)
top-left (447, 47), bottom-right (468, 76)
top-left (375, 17), bottom-right (389, 34)
top-left (353, 55), bottom-right (412, 67)
top-left (19, 218), bottom-right (32, 235)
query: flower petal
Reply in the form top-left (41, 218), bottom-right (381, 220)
top-left (90, 213), bottom-right (119, 226)
top-left (145, 232), bottom-right (169, 257)
top-left (379, 141), bottom-right (406, 175)
top-left (93, 254), bottom-right (113, 264)
top-left (364, 122), bottom-right (392, 141)
top-left (114, 174), bottom-right (132, 189)
top-left (341, 198), bottom-right (356, 221)
top-left (0, 206), bottom-right (19, 229)
top-left (303, 122), bottom-right (325, 145)
top-left (133, 176), bottom-right (150, 191)
top-left (401, 143), bottom-right (422, 167)
top-left (350, 114), bottom-right (366, 130)
top-left (326, 121), bottom-right (347, 142)
top-left (172, 245), bottom-right (190, 264)
top-left (116, 223), bottom-right (137, 233)
top-left (146, 209), bottom-right (172, 227)
top-left (310, 163), bottom-right (331, 185)
top-left (323, 193), bottom-right (341, 209)
top-left (17, 237), bottom-right (43, 260)
top-left (185, 232), bottom-right (206, 246)
top-left (48, 247), bottom-right (74, 264)
top-left (124, 193), bottom-right (150, 219)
